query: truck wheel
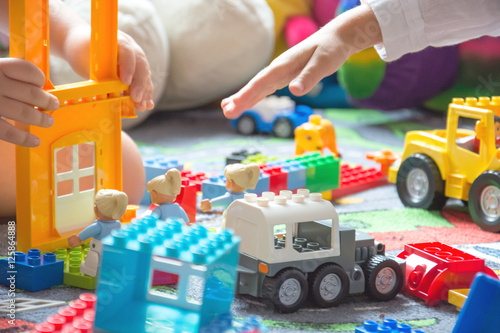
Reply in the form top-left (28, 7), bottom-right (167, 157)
top-left (363, 255), bottom-right (403, 301)
top-left (262, 269), bottom-right (308, 313)
top-left (396, 154), bottom-right (446, 210)
top-left (236, 115), bottom-right (257, 135)
top-left (469, 171), bottom-right (500, 232)
top-left (309, 264), bottom-right (349, 308)
top-left (273, 117), bottom-right (294, 138)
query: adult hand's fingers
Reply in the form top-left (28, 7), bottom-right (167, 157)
top-left (0, 97), bottom-right (54, 128)
top-left (0, 118), bottom-right (40, 147)
top-left (1, 77), bottom-right (59, 111)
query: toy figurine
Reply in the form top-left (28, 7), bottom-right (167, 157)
top-left (147, 169), bottom-right (189, 223)
top-left (68, 189), bottom-right (128, 277)
top-left (200, 163), bottom-right (260, 213)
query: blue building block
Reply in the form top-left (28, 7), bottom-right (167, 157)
top-left (201, 175), bottom-right (227, 200)
top-left (141, 156), bottom-right (183, 205)
top-left (453, 273), bottom-right (500, 333)
top-left (94, 217), bottom-right (240, 333)
top-left (247, 171), bottom-right (270, 196)
top-left (355, 319), bottom-right (425, 333)
top-left (0, 249), bottom-right (64, 292)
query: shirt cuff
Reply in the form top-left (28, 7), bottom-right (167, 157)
top-left (364, 0), bottom-right (428, 62)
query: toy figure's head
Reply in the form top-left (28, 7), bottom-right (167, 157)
top-left (224, 163), bottom-right (260, 191)
top-left (94, 189), bottom-right (128, 221)
top-left (147, 169), bottom-right (182, 205)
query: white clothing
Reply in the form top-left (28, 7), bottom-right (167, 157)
top-left (365, 0), bottom-right (500, 61)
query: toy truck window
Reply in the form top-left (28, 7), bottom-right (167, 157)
top-left (274, 224), bottom-right (287, 249)
top-left (455, 116), bottom-right (480, 154)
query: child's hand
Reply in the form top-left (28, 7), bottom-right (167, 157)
top-left (63, 27), bottom-right (155, 112)
top-left (0, 58), bottom-right (59, 147)
top-left (68, 234), bottom-right (82, 248)
top-left (221, 4), bottom-right (380, 119)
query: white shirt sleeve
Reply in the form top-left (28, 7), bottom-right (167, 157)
top-left (364, 0), bottom-right (500, 61)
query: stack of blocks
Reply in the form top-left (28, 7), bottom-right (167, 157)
top-left (33, 293), bottom-right (96, 333)
top-left (226, 149), bottom-right (261, 165)
top-left (141, 156), bottom-right (183, 205)
top-left (181, 170), bottom-right (208, 192)
top-left (94, 217), bottom-right (240, 333)
top-left (55, 246), bottom-right (96, 290)
top-left (292, 153), bottom-right (340, 193)
top-left (0, 249), bottom-right (63, 292)
top-left (355, 319), bottom-right (425, 332)
top-left (330, 163), bottom-right (386, 199)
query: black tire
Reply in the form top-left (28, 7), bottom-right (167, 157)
top-left (308, 264), bottom-right (349, 308)
top-left (236, 115), bottom-right (257, 135)
top-left (469, 171), bottom-right (500, 232)
top-left (396, 154), bottom-right (447, 210)
top-left (363, 255), bottom-right (403, 301)
top-left (261, 269), bottom-right (308, 313)
top-left (273, 117), bottom-right (294, 138)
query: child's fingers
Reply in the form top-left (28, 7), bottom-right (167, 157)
top-left (2, 78), bottom-right (60, 111)
top-left (1, 58), bottom-right (46, 88)
top-left (130, 53), bottom-right (153, 110)
top-left (117, 38), bottom-right (136, 86)
top-left (288, 48), bottom-right (331, 97)
top-left (0, 98), bottom-right (54, 128)
top-left (0, 118), bottom-right (40, 147)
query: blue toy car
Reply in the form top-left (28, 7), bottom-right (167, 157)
top-left (231, 96), bottom-right (313, 138)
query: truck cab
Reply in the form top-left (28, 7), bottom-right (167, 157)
top-left (226, 189), bottom-right (403, 313)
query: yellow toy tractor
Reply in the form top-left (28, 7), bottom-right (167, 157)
top-left (389, 97), bottom-right (500, 232)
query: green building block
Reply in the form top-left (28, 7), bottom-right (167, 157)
top-left (292, 153), bottom-right (340, 192)
top-left (55, 246), bottom-right (96, 290)
top-left (242, 153), bottom-right (277, 165)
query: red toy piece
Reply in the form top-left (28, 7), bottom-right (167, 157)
top-left (397, 242), bottom-right (498, 306)
top-left (330, 163), bottom-right (387, 200)
top-left (33, 293), bottom-right (96, 333)
top-left (181, 170), bottom-right (208, 192)
top-left (261, 165), bottom-right (288, 195)
top-left (174, 178), bottom-right (197, 224)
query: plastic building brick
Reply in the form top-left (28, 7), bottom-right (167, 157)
top-left (355, 319), bottom-right (425, 333)
top-left (231, 95), bottom-right (313, 138)
top-left (293, 153), bottom-right (340, 193)
top-left (279, 160), bottom-right (307, 191)
top-left (33, 293), bottom-right (97, 333)
top-left (174, 178), bottom-right (198, 223)
top-left (242, 153), bottom-right (277, 165)
top-left (247, 171), bottom-right (270, 196)
top-left (141, 156), bottom-right (184, 205)
top-left (366, 149), bottom-right (400, 176)
top-left (94, 218), bottom-right (240, 332)
top-left (330, 163), bottom-right (388, 200)
top-left (388, 96), bottom-right (500, 232)
top-left (453, 273), bottom-right (500, 333)
top-left (0, 249), bottom-right (63, 292)
top-left (226, 190), bottom-right (403, 313)
top-left (13, 0), bottom-right (135, 252)
top-left (448, 288), bottom-right (469, 311)
top-left (121, 204), bottom-right (139, 223)
top-left (202, 175), bottom-right (227, 200)
top-left (261, 165), bottom-right (288, 194)
top-left (0, 298), bottom-right (65, 313)
top-left (295, 115), bottom-right (339, 157)
top-left (181, 170), bottom-right (208, 192)
top-left (55, 247), bottom-right (96, 290)
top-left (396, 242), bottom-right (498, 306)
top-left (226, 149), bottom-right (261, 165)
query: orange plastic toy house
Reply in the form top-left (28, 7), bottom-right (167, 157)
top-left (11, 0), bottom-right (135, 252)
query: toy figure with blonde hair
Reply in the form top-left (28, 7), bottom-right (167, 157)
top-left (200, 163), bottom-right (260, 213)
top-left (146, 168), bottom-right (188, 223)
top-left (68, 189), bottom-right (128, 277)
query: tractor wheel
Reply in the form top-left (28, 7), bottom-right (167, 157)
top-left (396, 154), bottom-right (447, 210)
top-left (363, 255), bottom-right (403, 301)
top-left (308, 264), bottom-right (349, 308)
top-left (469, 171), bottom-right (500, 232)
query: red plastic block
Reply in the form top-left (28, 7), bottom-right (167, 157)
top-left (34, 293), bottom-right (96, 333)
top-left (330, 163), bottom-right (388, 199)
top-left (181, 170), bottom-right (207, 192)
top-left (261, 165), bottom-right (288, 195)
top-left (397, 242), bottom-right (498, 306)
top-left (174, 178), bottom-right (197, 224)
